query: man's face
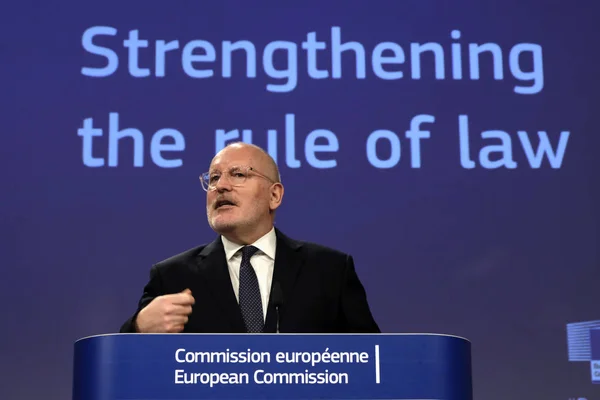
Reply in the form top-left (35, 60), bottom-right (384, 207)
top-left (206, 147), bottom-right (274, 236)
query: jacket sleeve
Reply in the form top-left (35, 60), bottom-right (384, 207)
top-left (339, 255), bottom-right (381, 333)
top-left (119, 265), bottom-right (165, 333)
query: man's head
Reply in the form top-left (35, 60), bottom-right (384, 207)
top-left (203, 142), bottom-right (284, 244)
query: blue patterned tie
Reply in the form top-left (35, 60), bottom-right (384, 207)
top-left (239, 245), bottom-right (264, 333)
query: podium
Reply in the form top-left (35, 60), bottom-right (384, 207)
top-left (73, 333), bottom-right (472, 400)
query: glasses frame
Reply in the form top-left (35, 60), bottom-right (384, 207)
top-left (199, 165), bottom-right (277, 192)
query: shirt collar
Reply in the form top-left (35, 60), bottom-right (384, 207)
top-left (221, 227), bottom-right (276, 261)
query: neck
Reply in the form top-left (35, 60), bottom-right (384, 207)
top-left (222, 223), bottom-right (273, 245)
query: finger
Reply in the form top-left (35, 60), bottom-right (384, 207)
top-left (180, 305), bottom-right (193, 315)
top-left (169, 315), bottom-right (189, 325)
top-left (170, 292), bottom-right (195, 305)
top-left (167, 304), bottom-right (193, 315)
top-left (168, 324), bottom-right (185, 333)
top-left (167, 323), bottom-right (185, 333)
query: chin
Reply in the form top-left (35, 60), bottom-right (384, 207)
top-left (209, 217), bottom-right (239, 233)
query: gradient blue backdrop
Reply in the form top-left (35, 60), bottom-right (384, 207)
top-left (1, 1), bottom-right (599, 399)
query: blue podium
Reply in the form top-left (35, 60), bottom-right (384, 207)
top-left (73, 333), bottom-right (472, 400)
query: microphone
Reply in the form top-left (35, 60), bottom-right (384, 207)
top-left (271, 282), bottom-right (284, 333)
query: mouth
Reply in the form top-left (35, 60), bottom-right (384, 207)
top-left (215, 199), bottom-right (237, 210)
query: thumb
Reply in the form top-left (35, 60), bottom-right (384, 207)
top-left (181, 288), bottom-right (192, 295)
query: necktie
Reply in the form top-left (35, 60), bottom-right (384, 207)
top-left (239, 245), bottom-right (263, 333)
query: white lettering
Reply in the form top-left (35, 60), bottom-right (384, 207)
top-left (173, 348), bottom-right (270, 364)
top-left (175, 370), bottom-right (249, 386)
top-left (254, 369), bottom-right (349, 384)
top-left (275, 349), bottom-right (369, 367)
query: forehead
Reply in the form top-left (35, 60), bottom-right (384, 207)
top-left (210, 147), bottom-right (259, 171)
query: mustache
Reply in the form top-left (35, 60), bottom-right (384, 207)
top-left (213, 197), bottom-right (237, 209)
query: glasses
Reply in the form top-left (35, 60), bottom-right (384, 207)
top-left (199, 165), bottom-right (276, 191)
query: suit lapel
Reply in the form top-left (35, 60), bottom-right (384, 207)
top-left (264, 228), bottom-right (304, 333)
top-left (195, 237), bottom-right (246, 332)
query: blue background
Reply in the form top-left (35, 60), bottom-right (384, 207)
top-left (1, 1), bottom-right (599, 399)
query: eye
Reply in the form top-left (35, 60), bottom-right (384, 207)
top-left (209, 174), bottom-right (220, 183)
top-left (229, 168), bottom-right (247, 178)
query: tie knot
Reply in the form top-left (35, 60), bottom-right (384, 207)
top-left (241, 245), bottom-right (259, 259)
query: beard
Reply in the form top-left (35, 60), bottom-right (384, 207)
top-left (207, 206), bottom-right (258, 234)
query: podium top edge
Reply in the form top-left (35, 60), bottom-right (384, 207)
top-left (75, 332), bottom-right (471, 343)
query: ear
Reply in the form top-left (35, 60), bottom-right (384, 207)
top-left (269, 183), bottom-right (284, 211)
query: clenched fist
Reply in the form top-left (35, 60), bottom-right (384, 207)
top-left (135, 289), bottom-right (195, 333)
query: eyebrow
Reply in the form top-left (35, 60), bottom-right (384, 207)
top-left (210, 166), bottom-right (245, 173)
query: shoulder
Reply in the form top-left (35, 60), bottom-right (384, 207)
top-left (276, 229), bottom-right (351, 262)
top-left (299, 240), bottom-right (349, 259)
top-left (154, 245), bottom-right (204, 266)
top-left (150, 240), bottom-right (214, 274)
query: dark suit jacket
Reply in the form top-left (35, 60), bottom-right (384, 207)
top-left (120, 228), bottom-right (380, 333)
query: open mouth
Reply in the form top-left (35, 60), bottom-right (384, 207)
top-left (215, 200), bottom-right (236, 209)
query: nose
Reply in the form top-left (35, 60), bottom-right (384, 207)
top-left (214, 175), bottom-right (233, 192)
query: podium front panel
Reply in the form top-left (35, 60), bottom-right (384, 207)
top-left (73, 333), bottom-right (471, 400)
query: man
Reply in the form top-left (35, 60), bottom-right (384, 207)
top-left (120, 142), bottom-right (379, 334)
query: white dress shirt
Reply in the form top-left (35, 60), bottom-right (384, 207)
top-left (221, 227), bottom-right (276, 321)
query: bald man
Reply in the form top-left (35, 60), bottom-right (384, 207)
top-left (119, 142), bottom-right (380, 334)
